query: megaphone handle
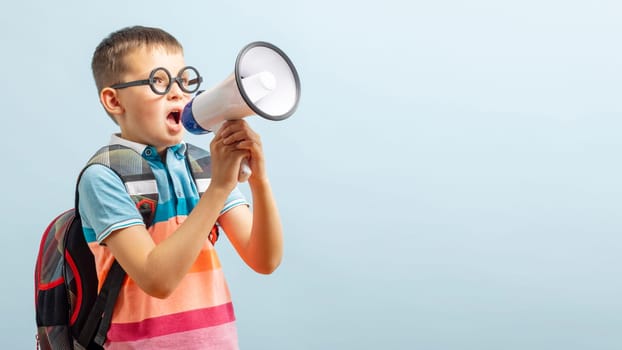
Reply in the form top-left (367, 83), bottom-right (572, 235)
top-left (238, 159), bottom-right (252, 182)
top-left (212, 121), bottom-right (252, 183)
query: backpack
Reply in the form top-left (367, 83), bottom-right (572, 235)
top-left (34, 143), bottom-right (215, 350)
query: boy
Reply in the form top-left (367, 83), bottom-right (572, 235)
top-left (79, 25), bottom-right (283, 349)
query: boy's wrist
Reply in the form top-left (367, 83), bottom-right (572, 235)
top-left (203, 183), bottom-right (233, 202)
top-left (248, 175), bottom-right (271, 190)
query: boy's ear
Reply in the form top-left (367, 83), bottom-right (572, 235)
top-left (100, 87), bottom-right (125, 117)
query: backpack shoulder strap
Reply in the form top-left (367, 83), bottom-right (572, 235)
top-left (186, 143), bottom-right (212, 194)
top-left (77, 144), bottom-right (159, 226)
top-left (185, 143), bottom-right (220, 246)
top-left (75, 144), bottom-right (158, 348)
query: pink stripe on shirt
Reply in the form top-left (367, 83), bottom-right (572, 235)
top-left (107, 302), bottom-right (236, 342)
top-left (105, 321), bottom-right (239, 350)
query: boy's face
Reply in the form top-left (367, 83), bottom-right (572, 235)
top-left (110, 47), bottom-right (191, 153)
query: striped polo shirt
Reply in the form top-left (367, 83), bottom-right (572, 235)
top-left (78, 134), bottom-right (247, 349)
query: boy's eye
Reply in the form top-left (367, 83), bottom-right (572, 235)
top-left (153, 76), bottom-right (167, 85)
top-left (151, 70), bottom-right (170, 86)
top-left (183, 76), bottom-right (199, 89)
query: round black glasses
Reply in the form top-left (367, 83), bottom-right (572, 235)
top-left (109, 66), bottom-right (203, 95)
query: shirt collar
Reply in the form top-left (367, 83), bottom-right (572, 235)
top-left (109, 134), bottom-right (187, 160)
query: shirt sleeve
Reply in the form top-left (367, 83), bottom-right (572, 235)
top-left (78, 164), bottom-right (145, 244)
top-left (221, 186), bottom-right (249, 215)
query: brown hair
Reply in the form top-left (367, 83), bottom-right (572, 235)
top-left (91, 26), bottom-right (183, 93)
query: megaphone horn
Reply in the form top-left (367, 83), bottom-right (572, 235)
top-left (182, 41), bottom-right (301, 182)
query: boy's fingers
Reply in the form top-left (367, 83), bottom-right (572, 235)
top-left (235, 140), bottom-right (260, 150)
top-left (222, 128), bottom-right (260, 145)
top-left (222, 131), bottom-right (252, 145)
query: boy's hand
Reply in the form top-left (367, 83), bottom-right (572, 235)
top-left (218, 120), bottom-right (267, 184)
top-left (209, 121), bottom-right (250, 191)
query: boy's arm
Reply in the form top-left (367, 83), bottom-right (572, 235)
top-left (218, 178), bottom-right (283, 274)
top-left (216, 120), bottom-right (284, 274)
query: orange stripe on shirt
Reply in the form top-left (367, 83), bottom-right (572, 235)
top-left (88, 242), bottom-right (116, 291)
top-left (88, 217), bottom-right (219, 290)
top-left (149, 216), bottom-right (214, 249)
top-left (112, 268), bottom-right (232, 323)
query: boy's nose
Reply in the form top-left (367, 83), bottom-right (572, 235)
top-left (167, 81), bottom-right (184, 100)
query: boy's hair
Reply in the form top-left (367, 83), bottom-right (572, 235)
top-left (91, 26), bottom-right (183, 122)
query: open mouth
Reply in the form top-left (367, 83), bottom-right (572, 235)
top-left (168, 110), bottom-right (181, 125)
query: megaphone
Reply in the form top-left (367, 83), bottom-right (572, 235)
top-left (182, 41), bottom-right (301, 182)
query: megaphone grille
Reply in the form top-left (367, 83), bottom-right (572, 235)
top-left (235, 42), bottom-right (301, 121)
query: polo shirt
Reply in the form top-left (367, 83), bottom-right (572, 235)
top-left (78, 134), bottom-right (247, 349)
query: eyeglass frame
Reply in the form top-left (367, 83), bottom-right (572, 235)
top-left (109, 66), bottom-right (203, 95)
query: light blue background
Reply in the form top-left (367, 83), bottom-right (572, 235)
top-left (2, 0), bottom-right (621, 349)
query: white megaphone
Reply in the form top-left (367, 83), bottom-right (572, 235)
top-left (182, 41), bottom-right (301, 182)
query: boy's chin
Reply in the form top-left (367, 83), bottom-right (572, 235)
top-left (158, 133), bottom-right (185, 148)
top-left (168, 135), bottom-right (185, 146)
top-left (169, 128), bottom-right (185, 140)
